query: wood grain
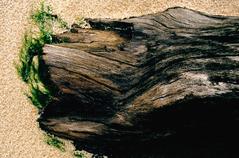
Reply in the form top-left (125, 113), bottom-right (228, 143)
top-left (39, 7), bottom-right (239, 156)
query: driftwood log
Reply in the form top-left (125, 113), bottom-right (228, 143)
top-left (39, 7), bottom-right (239, 157)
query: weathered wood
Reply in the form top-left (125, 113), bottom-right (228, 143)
top-left (39, 7), bottom-right (239, 156)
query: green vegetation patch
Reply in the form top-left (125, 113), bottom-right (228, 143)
top-left (45, 134), bottom-right (66, 152)
top-left (16, 1), bottom-right (68, 110)
top-left (74, 150), bottom-right (86, 158)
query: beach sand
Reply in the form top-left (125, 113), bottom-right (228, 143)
top-left (0, 0), bottom-right (239, 157)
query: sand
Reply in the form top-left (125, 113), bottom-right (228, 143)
top-left (0, 0), bottom-right (239, 157)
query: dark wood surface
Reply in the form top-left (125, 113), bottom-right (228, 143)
top-left (39, 7), bottom-right (239, 157)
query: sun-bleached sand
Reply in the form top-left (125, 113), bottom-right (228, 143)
top-left (0, 0), bottom-right (239, 157)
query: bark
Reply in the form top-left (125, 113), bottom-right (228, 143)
top-left (39, 7), bottom-right (239, 157)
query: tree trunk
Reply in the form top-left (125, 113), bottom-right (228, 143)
top-left (39, 7), bottom-right (239, 157)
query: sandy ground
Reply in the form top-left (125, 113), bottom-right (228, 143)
top-left (0, 0), bottom-right (239, 157)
